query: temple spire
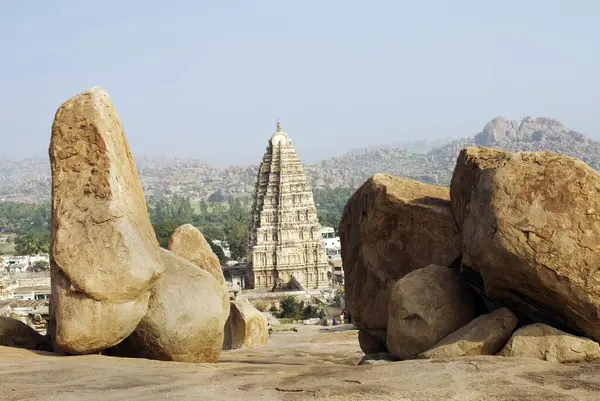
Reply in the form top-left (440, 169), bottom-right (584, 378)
top-left (276, 118), bottom-right (281, 132)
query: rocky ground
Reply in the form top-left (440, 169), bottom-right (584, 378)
top-left (1, 325), bottom-right (600, 400)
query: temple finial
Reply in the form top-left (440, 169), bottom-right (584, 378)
top-left (276, 118), bottom-right (281, 132)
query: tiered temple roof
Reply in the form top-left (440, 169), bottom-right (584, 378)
top-left (248, 122), bottom-right (329, 290)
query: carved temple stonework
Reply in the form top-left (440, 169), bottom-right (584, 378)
top-left (248, 122), bottom-right (329, 290)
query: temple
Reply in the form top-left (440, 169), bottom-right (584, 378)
top-left (248, 122), bottom-right (329, 290)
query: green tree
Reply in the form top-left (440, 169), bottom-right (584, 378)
top-left (224, 219), bottom-right (249, 261)
top-left (14, 229), bottom-right (50, 255)
top-left (152, 219), bottom-right (184, 248)
top-left (208, 240), bottom-right (227, 264)
top-left (279, 295), bottom-right (301, 319)
top-left (208, 191), bottom-right (226, 203)
top-left (199, 200), bottom-right (209, 215)
top-left (32, 260), bottom-right (49, 270)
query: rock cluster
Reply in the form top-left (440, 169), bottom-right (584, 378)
top-left (342, 146), bottom-right (600, 363)
top-left (339, 174), bottom-right (460, 353)
top-left (48, 88), bottom-right (230, 362)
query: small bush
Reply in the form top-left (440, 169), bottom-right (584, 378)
top-left (252, 300), bottom-right (270, 312)
top-left (279, 295), bottom-right (301, 319)
top-left (269, 305), bottom-right (278, 312)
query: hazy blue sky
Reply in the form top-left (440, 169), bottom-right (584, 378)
top-left (1, 1), bottom-right (599, 166)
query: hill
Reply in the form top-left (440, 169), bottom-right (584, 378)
top-left (0, 116), bottom-right (597, 203)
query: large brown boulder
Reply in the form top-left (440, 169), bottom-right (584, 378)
top-left (0, 317), bottom-right (52, 351)
top-left (49, 88), bottom-right (163, 353)
top-left (168, 224), bottom-right (225, 284)
top-left (223, 300), bottom-right (268, 350)
top-left (500, 324), bottom-right (600, 363)
top-left (111, 249), bottom-right (229, 363)
top-left (419, 307), bottom-right (518, 359)
top-left (340, 174), bottom-right (461, 353)
top-left (451, 147), bottom-right (600, 341)
top-left (52, 268), bottom-right (150, 354)
top-left (386, 264), bottom-right (474, 360)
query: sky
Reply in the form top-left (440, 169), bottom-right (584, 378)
top-left (1, 1), bottom-right (599, 167)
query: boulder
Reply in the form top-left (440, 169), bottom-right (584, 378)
top-left (340, 174), bottom-right (460, 352)
top-left (0, 317), bottom-right (52, 351)
top-left (52, 268), bottom-right (150, 354)
top-left (223, 300), bottom-right (269, 350)
top-left (111, 249), bottom-right (229, 363)
top-left (419, 307), bottom-right (517, 359)
top-left (387, 264), bottom-right (474, 360)
top-left (358, 352), bottom-right (394, 365)
top-left (168, 224), bottom-right (225, 284)
top-left (49, 88), bottom-right (163, 353)
top-left (358, 330), bottom-right (387, 354)
top-left (500, 323), bottom-right (600, 363)
top-left (451, 147), bottom-right (600, 341)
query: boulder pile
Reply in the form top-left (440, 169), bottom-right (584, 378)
top-left (342, 147), bottom-right (600, 363)
top-left (47, 88), bottom-right (230, 362)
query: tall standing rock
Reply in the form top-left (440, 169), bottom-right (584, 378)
top-left (340, 174), bottom-right (461, 353)
top-left (451, 147), bottom-right (600, 341)
top-left (168, 224), bottom-right (225, 285)
top-left (50, 88), bottom-right (163, 354)
top-left (111, 249), bottom-right (230, 363)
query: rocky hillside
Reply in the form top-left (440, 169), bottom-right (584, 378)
top-left (0, 116), bottom-right (597, 203)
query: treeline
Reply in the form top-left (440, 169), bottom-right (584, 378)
top-left (148, 194), bottom-right (251, 263)
top-left (0, 202), bottom-right (50, 234)
top-left (0, 186), bottom-right (357, 257)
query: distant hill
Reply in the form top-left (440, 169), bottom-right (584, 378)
top-left (1, 117), bottom-right (597, 203)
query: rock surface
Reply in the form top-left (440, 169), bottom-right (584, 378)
top-left (167, 223), bottom-right (225, 284)
top-left (2, 326), bottom-right (600, 401)
top-left (223, 300), bottom-right (268, 350)
top-left (111, 249), bottom-right (229, 363)
top-left (0, 317), bottom-right (51, 351)
top-left (451, 147), bottom-right (600, 341)
top-left (358, 352), bottom-right (394, 365)
top-left (340, 175), bottom-right (460, 352)
top-left (358, 329), bottom-right (387, 354)
top-left (52, 268), bottom-right (150, 354)
top-left (419, 307), bottom-right (518, 359)
top-left (49, 88), bottom-right (163, 354)
top-left (387, 264), bottom-right (474, 360)
top-left (500, 323), bottom-right (600, 363)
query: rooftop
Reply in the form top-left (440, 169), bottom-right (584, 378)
top-left (13, 285), bottom-right (51, 294)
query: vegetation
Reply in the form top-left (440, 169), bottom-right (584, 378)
top-left (14, 229), bottom-right (50, 255)
top-left (147, 195), bottom-right (251, 262)
top-left (0, 202), bottom-right (50, 234)
top-left (252, 300), bottom-right (270, 312)
top-left (0, 186), bottom-right (353, 257)
top-left (277, 295), bottom-right (319, 320)
top-left (312, 187), bottom-right (355, 232)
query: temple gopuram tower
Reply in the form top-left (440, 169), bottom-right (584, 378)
top-left (248, 122), bottom-right (329, 290)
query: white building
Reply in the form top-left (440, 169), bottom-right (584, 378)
top-left (320, 227), bottom-right (341, 255)
top-left (2, 254), bottom-right (49, 269)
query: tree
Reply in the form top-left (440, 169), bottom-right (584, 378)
top-left (208, 191), bottom-right (226, 203)
top-left (279, 295), bottom-right (301, 319)
top-left (199, 200), bottom-right (209, 216)
top-left (224, 219), bottom-right (249, 261)
top-left (152, 219), bottom-right (184, 248)
top-left (208, 241), bottom-right (227, 264)
top-left (14, 230), bottom-right (50, 255)
top-left (32, 260), bottom-right (49, 271)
